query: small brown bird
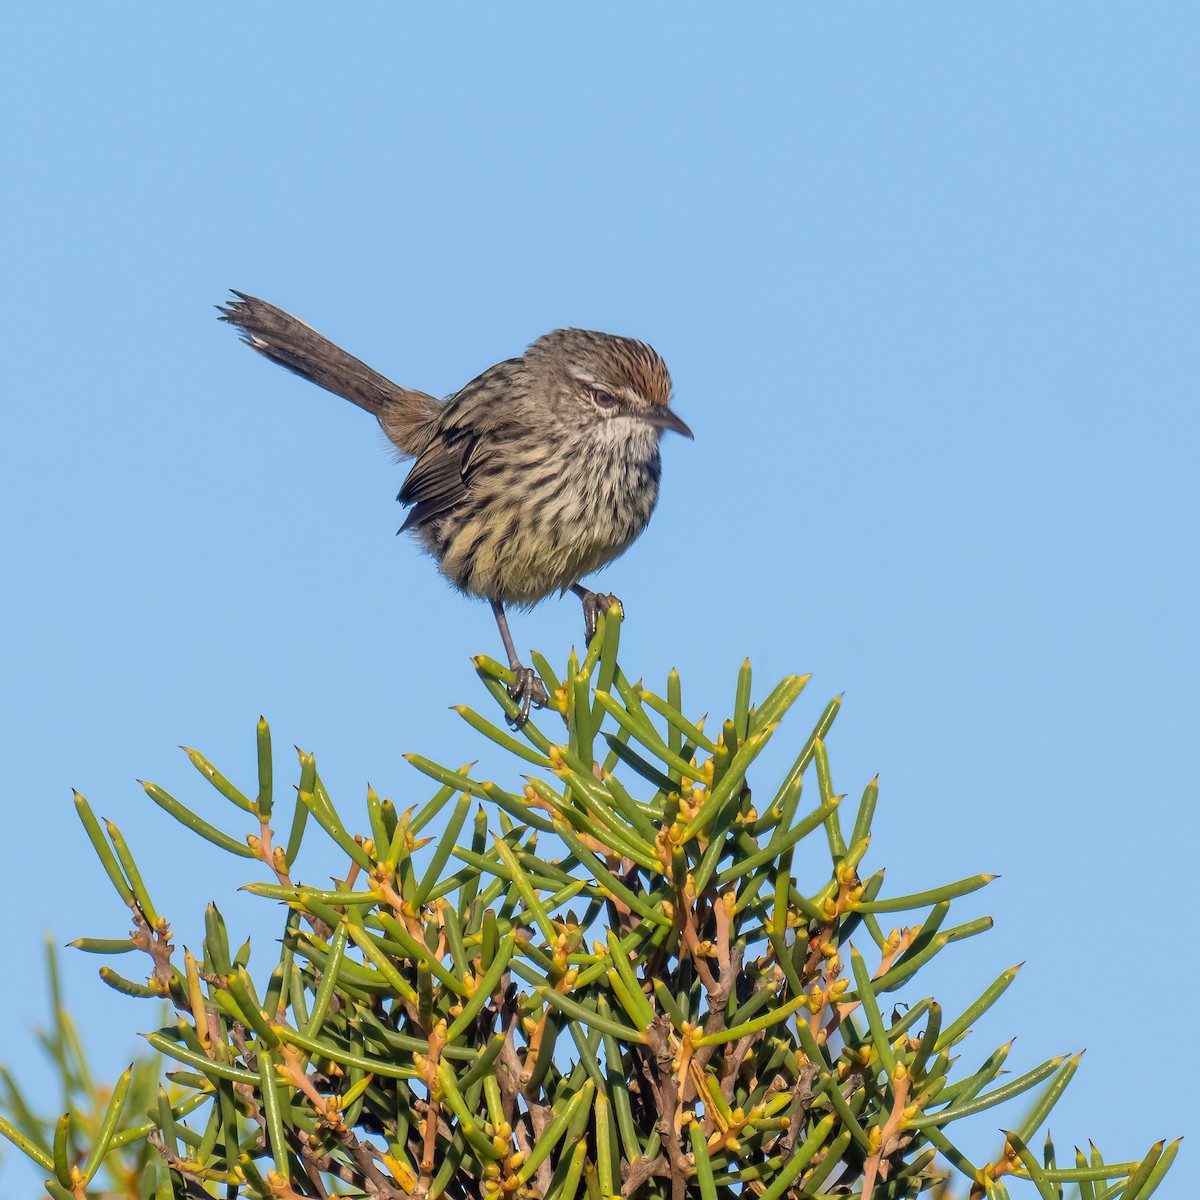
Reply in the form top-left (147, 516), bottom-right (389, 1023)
top-left (217, 293), bottom-right (692, 720)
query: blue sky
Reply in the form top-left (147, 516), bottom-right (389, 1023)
top-left (2, 4), bottom-right (1195, 1192)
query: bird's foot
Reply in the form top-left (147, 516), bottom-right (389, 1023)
top-left (578, 590), bottom-right (624, 643)
top-left (506, 665), bottom-right (548, 728)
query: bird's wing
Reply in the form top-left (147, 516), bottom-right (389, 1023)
top-left (396, 358), bottom-right (526, 533)
top-left (397, 424), bottom-right (484, 532)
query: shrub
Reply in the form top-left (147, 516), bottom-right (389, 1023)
top-left (0, 611), bottom-right (1178, 1199)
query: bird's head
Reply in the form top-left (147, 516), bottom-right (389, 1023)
top-left (525, 328), bottom-right (693, 441)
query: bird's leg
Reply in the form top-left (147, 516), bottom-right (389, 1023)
top-left (490, 600), bottom-right (547, 726)
top-left (570, 583), bottom-right (624, 644)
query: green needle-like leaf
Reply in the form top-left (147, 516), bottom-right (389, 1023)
top-left (550, 824), bottom-right (671, 928)
top-left (602, 733), bottom-right (677, 792)
top-left (72, 791), bottom-right (137, 908)
top-left (342, 917), bottom-right (420, 1003)
top-left (104, 821), bottom-right (160, 927)
top-left (569, 668), bottom-right (596, 762)
top-left (757, 1112), bottom-right (836, 1200)
top-left (937, 963), bottom-right (1023, 1050)
top-left (1014, 1051), bottom-right (1082, 1145)
top-left (604, 931), bottom-right (655, 1029)
top-left (594, 1090), bottom-right (617, 1196)
top-left (182, 746), bottom-right (254, 813)
top-left (696, 988), bottom-right (811, 1046)
top-left (409, 780), bottom-right (460, 838)
top-left (545, 1138), bottom-right (588, 1200)
top-left (81, 1062), bottom-right (133, 1184)
top-left (473, 653), bottom-right (515, 686)
top-left (142, 1032), bottom-right (258, 1085)
top-left (257, 1048), bottom-right (288, 1172)
top-left (1075, 1146), bottom-right (1099, 1200)
top-left (140, 780), bottom-right (255, 858)
top-left (851, 773), bottom-right (879, 847)
top-left (537, 988), bottom-right (648, 1043)
top-left (434, 1060), bottom-right (503, 1161)
top-left (920, 1124), bottom-right (980, 1181)
top-left (596, 769), bottom-right (660, 843)
top-left (812, 738), bottom-right (847, 858)
top-left (255, 716), bottom-right (273, 818)
top-left (242, 882), bottom-right (378, 907)
top-left (529, 649), bottom-right (563, 697)
top-left (223, 967), bottom-right (281, 1048)
top-left (404, 754), bottom-right (491, 801)
top-left (764, 692), bottom-right (842, 818)
top-left (446, 931), bottom-right (517, 1040)
top-left (274, 1025), bottom-right (419, 1080)
top-left (819, 1072), bottom-right (874, 1152)
top-left (733, 657), bottom-right (752, 743)
top-left (474, 670), bottom-right (558, 755)
top-left (752, 672), bottom-right (810, 732)
top-left (688, 1119), bottom-right (718, 1200)
top-left (105, 1090), bottom-right (211, 1152)
top-left (594, 607), bottom-right (622, 701)
top-left (680, 721), bottom-right (779, 841)
top-left (479, 779), bottom-right (558, 835)
top-left (303, 921), bottom-right (348, 1039)
top-left (67, 936), bottom-right (139, 955)
top-left (492, 835), bottom-right (556, 944)
top-left (909, 1054), bottom-right (1066, 1127)
top-left (0, 1111), bottom-right (54, 1171)
top-left (716, 793), bottom-right (839, 886)
top-left (365, 784), bottom-right (389, 857)
top-left (295, 783), bottom-right (374, 871)
top-left (592, 689), bottom-right (697, 778)
top-left (638, 686), bottom-right (716, 753)
top-left (455, 1031), bottom-right (509, 1093)
top-left (849, 945), bottom-right (896, 1075)
top-left (415, 788), bottom-right (474, 906)
top-left (533, 774), bottom-right (658, 869)
top-left (873, 920), bottom-right (993, 994)
top-left (516, 1082), bottom-right (594, 1185)
top-left (1004, 1130), bottom-right (1060, 1200)
top-left (98, 967), bottom-right (159, 999)
top-left (1126, 1138), bottom-right (1180, 1200)
top-left (283, 754), bottom-right (312, 867)
top-left (852, 873), bottom-right (996, 913)
top-left (805, 1127), bottom-right (853, 1193)
top-left (910, 1002), bottom-right (942, 1081)
top-left (452, 704), bottom-right (552, 766)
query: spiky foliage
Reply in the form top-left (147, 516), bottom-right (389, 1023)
top-left (1, 610), bottom-right (1178, 1200)
top-left (0, 942), bottom-right (168, 1198)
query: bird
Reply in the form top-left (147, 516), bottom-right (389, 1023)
top-left (217, 292), bottom-right (693, 722)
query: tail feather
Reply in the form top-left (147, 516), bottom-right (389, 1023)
top-left (217, 291), bottom-right (439, 456)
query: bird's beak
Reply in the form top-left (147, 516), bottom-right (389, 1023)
top-left (640, 406), bottom-right (694, 439)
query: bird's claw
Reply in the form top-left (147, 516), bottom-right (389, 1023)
top-left (579, 590), bottom-right (623, 643)
top-left (507, 666), bottom-right (548, 728)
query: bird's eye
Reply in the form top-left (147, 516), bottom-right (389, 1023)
top-left (592, 389), bottom-right (619, 410)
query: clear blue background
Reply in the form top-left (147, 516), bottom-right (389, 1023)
top-left (2, 4), bottom-right (1195, 1193)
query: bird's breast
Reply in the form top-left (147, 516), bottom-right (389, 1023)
top-left (421, 418), bottom-right (664, 606)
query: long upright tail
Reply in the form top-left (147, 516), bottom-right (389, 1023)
top-left (217, 291), bottom-right (439, 455)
